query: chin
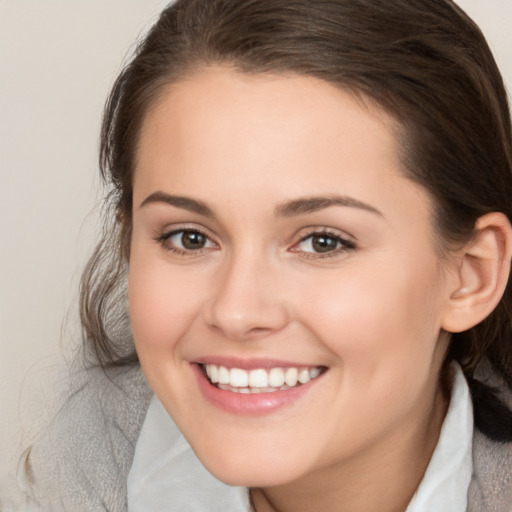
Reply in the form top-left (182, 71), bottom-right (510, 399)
top-left (207, 465), bottom-right (299, 489)
top-left (195, 446), bottom-right (307, 488)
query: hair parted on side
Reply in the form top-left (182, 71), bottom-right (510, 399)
top-left (80, 0), bottom-right (512, 440)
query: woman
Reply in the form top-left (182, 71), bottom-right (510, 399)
top-left (22, 1), bottom-right (512, 510)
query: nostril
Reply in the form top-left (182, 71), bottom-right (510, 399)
top-left (247, 326), bottom-right (273, 336)
top-left (206, 322), bottom-right (275, 341)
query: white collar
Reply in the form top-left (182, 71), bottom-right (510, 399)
top-left (128, 365), bottom-right (473, 512)
top-left (127, 395), bottom-right (250, 512)
top-left (405, 365), bottom-right (473, 512)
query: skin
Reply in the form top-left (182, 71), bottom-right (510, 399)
top-left (128, 67), bottom-right (460, 512)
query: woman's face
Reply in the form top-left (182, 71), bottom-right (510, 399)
top-left (129, 67), bottom-right (455, 487)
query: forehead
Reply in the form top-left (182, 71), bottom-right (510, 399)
top-left (136, 68), bottom-right (399, 180)
top-left (133, 66), bottom-right (432, 230)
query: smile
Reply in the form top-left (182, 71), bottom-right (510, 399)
top-left (202, 364), bottom-right (323, 393)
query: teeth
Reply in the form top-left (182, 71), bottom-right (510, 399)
top-left (249, 369), bottom-right (268, 387)
top-left (268, 368), bottom-right (285, 387)
top-left (310, 367), bottom-right (321, 379)
top-left (206, 364), bottom-right (219, 383)
top-left (218, 366), bottom-right (230, 385)
top-left (298, 369), bottom-right (311, 384)
top-left (285, 367), bottom-right (298, 387)
top-left (203, 364), bottom-right (323, 392)
top-left (230, 368), bottom-right (249, 388)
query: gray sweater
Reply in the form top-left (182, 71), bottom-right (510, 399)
top-left (19, 363), bottom-right (512, 511)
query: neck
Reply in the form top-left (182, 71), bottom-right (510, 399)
top-left (250, 387), bottom-right (448, 512)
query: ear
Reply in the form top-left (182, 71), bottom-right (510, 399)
top-left (441, 212), bottom-right (512, 333)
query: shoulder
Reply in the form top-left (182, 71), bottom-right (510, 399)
top-left (469, 432), bottom-right (512, 512)
top-left (22, 363), bottom-right (152, 512)
top-left (468, 360), bottom-right (512, 512)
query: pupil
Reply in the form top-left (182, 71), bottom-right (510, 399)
top-left (182, 231), bottom-right (205, 249)
top-left (312, 235), bottom-right (337, 253)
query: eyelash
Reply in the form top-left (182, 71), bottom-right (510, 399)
top-left (155, 228), bottom-right (217, 256)
top-left (291, 229), bottom-right (356, 259)
top-left (155, 228), bottom-right (356, 259)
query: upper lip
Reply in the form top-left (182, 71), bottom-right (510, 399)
top-left (193, 356), bottom-right (325, 370)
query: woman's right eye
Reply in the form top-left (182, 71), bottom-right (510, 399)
top-left (157, 229), bottom-right (217, 254)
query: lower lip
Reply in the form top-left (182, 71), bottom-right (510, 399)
top-left (192, 364), bottom-right (322, 416)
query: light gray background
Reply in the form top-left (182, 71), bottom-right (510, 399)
top-left (1, 0), bottom-right (511, 492)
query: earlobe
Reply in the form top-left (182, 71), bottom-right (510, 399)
top-left (441, 212), bottom-right (512, 333)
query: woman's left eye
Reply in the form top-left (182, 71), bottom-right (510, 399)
top-left (158, 229), bottom-right (217, 253)
top-left (293, 232), bottom-right (355, 257)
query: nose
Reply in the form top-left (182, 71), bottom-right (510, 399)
top-left (203, 252), bottom-right (289, 341)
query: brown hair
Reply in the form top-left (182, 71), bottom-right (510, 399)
top-left (81, 0), bottom-right (512, 440)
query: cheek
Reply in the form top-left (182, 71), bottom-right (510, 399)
top-left (290, 262), bottom-right (447, 459)
top-left (301, 257), bottom-right (445, 389)
top-left (128, 249), bottom-right (202, 353)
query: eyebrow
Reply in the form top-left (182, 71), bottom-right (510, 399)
top-left (275, 195), bottom-right (383, 218)
top-left (140, 191), bottom-right (214, 217)
top-left (140, 191), bottom-right (382, 219)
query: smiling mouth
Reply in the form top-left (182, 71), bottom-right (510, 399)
top-left (201, 364), bottom-right (326, 394)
